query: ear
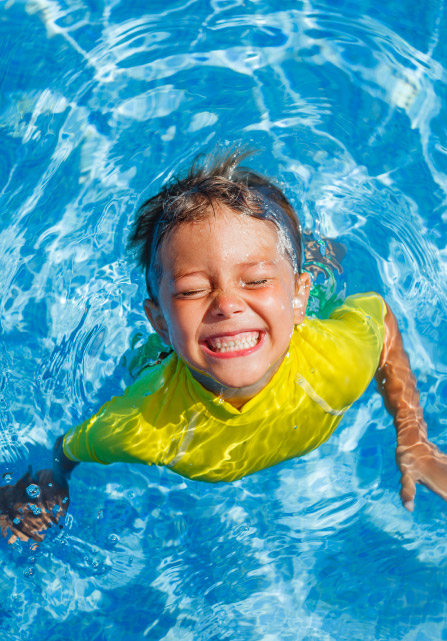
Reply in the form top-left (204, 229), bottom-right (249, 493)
top-left (293, 272), bottom-right (311, 324)
top-left (143, 299), bottom-right (171, 345)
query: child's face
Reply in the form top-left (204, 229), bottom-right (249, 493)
top-left (145, 206), bottom-right (310, 398)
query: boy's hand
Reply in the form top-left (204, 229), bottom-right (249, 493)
top-left (397, 439), bottom-right (447, 512)
top-left (375, 302), bottom-right (447, 513)
top-left (0, 468), bottom-right (69, 544)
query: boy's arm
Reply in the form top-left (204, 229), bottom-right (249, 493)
top-left (52, 435), bottom-right (79, 488)
top-left (0, 434), bottom-right (76, 543)
top-left (375, 302), bottom-right (447, 511)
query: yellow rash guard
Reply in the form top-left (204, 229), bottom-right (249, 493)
top-left (63, 293), bottom-right (387, 482)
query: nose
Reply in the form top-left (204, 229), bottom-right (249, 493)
top-left (209, 289), bottom-right (245, 318)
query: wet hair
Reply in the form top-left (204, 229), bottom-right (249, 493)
top-left (128, 150), bottom-right (303, 302)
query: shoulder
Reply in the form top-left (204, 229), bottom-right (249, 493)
top-left (292, 292), bottom-right (386, 411)
top-left (63, 351), bottom-right (187, 464)
top-left (295, 291), bottom-right (386, 353)
top-left (127, 351), bottom-right (180, 399)
top-left (329, 293), bottom-right (386, 335)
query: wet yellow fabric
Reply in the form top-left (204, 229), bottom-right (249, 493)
top-left (63, 293), bottom-right (386, 482)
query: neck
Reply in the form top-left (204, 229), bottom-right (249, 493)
top-left (187, 354), bottom-right (286, 410)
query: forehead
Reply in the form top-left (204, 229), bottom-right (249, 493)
top-left (159, 207), bottom-right (284, 272)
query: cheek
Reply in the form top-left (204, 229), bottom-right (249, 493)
top-left (164, 303), bottom-right (200, 347)
top-left (253, 286), bottom-right (294, 318)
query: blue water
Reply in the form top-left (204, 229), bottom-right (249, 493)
top-left (1, 0), bottom-right (447, 639)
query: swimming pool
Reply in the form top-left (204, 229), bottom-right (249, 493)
top-left (1, 0), bottom-right (446, 638)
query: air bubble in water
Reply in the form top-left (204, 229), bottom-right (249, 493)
top-left (26, 484), bottom-right (40, 499)
top-left (28, 504), bottom-right (42, 516)
top-left (3, 473), bottom-right (12, 484)
top-left (107, 533), bottom-right (119, 545)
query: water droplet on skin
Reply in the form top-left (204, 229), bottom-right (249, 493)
top-left (217, 396), bottom-right (224, 405)
top-left (62, 496), bottom-right (68, 504)
top-left (13, 517), bottom-right (21, 525)
top-left (48, 483), bottom-right (53, 487)
top-left (26, 484), bottom-right (40, 499)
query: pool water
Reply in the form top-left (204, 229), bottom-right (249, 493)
top-left (1, 0), bottom-right (447, 639)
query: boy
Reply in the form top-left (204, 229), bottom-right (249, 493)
top-left (1, 152), bottom-right (446, 544)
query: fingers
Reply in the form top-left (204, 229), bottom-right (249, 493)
top-left (0, 516), bottom-right (13, 539)
top-left (0, 507), bottom-right (52, 544)
top-left (16, 509), bottom-right (54, 541)
top-left (417, 454), bottom-right (447, 502)
top-left (397, 442), bottom-right (447, 508)
top-left (35, 509), bottom-right (54, 529)
top-left (1, 518), bottom-right (34, 543)
top-left (400, 471), bottom-right (417, 512)
top-left (0, 469), bottom-right (69, 544)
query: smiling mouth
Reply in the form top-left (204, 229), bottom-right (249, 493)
top-left (203, 331), bottom-right (262, 354)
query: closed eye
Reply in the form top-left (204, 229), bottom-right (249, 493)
top-left (244, 279), bottom-right (270, 287)
top-left (175, 289), bottom-right (209, 299)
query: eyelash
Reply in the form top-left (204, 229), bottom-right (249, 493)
top-left (176, 290), bottom-right (207, 298)
top-left (176, 279), bottom-right (270, 298)
top-left (244, 279), bottom-right (269, 287)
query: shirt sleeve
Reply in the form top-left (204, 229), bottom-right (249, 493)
top-left (63, 393), bottom-right (150, 465)
top-left (325, 292), bottom-right (387, 408)
top-left (63, 357), bottom-right (186, 466)
top-left (296, 292), bottom-right (387, 414)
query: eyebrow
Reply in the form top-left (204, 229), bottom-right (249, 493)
top-left (170, 270), bottom-right (208, 283)
top-left (170, 261), bottom-right (278, 283)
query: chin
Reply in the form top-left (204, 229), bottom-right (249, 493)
top-left (210, 367), bottom-right (268, 391)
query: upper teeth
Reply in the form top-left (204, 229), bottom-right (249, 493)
top-left (207, 332), bottom-right (259, 353)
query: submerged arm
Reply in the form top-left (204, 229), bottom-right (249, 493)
top-left (375, 303), bottom-right (447, 511)
top-left (52, 435), bottom-right (79, 488)
top-left (0, 434), bottom-right (78, 543)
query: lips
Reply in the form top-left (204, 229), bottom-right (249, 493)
top-left (200, 330), bottom-right (264, 359)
